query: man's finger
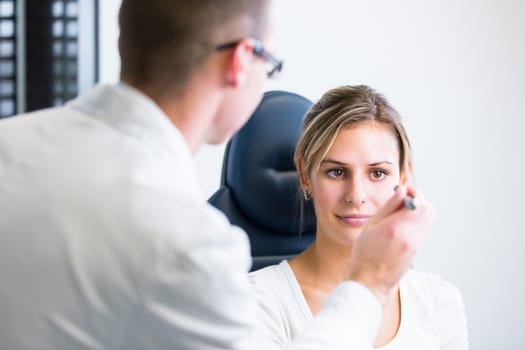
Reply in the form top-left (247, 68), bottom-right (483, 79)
top-left (367, 185), bottom-right (408, 225)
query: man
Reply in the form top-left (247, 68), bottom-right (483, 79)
top-left (0, 0), bottom-right (433, 349)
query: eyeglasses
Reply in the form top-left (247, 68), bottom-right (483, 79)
top-left (216, 39), bottom-right (283, 79)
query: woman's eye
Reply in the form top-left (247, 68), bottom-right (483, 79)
top-left (370, 169), bottom-right (387, 180)
top-left (327, 169), bottom-right (345, 178)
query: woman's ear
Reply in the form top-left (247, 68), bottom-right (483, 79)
top-left (400, 160), bottom-right (413, 185)
top-left (224, 38), bottom-right (253, 88)
top-left (400, 172), bottom-right (407, 185)
top-left (296, 157), bottom-right (311, 193)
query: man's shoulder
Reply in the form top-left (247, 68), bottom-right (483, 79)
top-left (0, 105), bottom-right (70, 132)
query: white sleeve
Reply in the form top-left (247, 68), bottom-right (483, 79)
top-left (127, 200), bottom-right (260, 350)
top-left (433, 276), bottom-right (469, 350)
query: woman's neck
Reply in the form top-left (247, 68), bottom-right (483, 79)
top-left (290, 238), bottom-right (353, 297)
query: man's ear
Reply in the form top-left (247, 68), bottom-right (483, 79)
top-left (225, 38), bottom-right (253, 88)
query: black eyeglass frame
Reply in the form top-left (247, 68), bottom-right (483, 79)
top-left (216, 39), bottom-right (283, 78)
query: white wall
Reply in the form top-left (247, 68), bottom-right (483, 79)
top-left (99, 1), bottom-right (525, 348)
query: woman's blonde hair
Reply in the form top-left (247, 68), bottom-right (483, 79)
top-left (294, 85), bottom-right (413, 183)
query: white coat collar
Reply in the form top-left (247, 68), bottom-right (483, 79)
top-left (67, 82), bottom-right (203, 200)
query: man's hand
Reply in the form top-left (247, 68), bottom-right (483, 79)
top-left (347, 185), bottom-right (434, 305)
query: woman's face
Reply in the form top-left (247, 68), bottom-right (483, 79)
top-left (308, 121), bottom-right (402, 247)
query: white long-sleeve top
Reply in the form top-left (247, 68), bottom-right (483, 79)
top-left (249, 260), bottom-right (469, 350)
top-left (0, 83), bottom-right (382, 350)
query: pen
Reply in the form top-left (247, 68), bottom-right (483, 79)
top-left (403, 195), bottom-right (417, 210)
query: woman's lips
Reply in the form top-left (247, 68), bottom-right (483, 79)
top-left (336, 214), bottom-right (371, 226)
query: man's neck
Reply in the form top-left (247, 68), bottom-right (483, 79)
top-left (131, 75), bottom-right (224, 154)
top-left (160, 84), bottom-right (223, 154)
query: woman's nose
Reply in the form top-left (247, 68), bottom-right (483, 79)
top-left (343, 178), bottom-right (367, 204)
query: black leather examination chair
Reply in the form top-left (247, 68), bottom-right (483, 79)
top-left (208, 91), bottom-right (316, 271)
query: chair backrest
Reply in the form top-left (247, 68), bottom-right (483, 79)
top-left (209, 90), bottom-right (316, 271)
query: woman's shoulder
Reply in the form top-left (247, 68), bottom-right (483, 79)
top-left (248, 260), bottom-right (309, 323)
top-left (404, 269), bottom-right (459, 289)
top-left (403, 269), bottom-right (464, 306)
top-left (403, 271), bottom-right (469, 347)
top-left (248, 260), bottom-right (294, 292)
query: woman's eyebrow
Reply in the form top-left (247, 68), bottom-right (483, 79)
top-left (368, 161), bottom-right (393, 166)
top-left (320, 158), bottom-right (346, 166)
top-left (321, 159), bottom-right (394, 166)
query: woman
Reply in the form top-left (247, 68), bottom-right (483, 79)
top-left (249, 85), bottom-right (468, 349)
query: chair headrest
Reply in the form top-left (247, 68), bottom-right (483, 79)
top-left (222, 90), bottom-right (316, 235)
